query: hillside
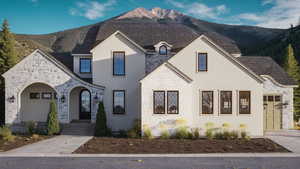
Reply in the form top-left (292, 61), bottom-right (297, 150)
top-left (14, 7), bottom-right (291, 64)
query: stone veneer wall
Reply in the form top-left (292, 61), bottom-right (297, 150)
top-left (3, 50), bottom-right (104, 124)
top-left (263, 77), bottom-right (294, 129)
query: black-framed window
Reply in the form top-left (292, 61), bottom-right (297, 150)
top-left (113, 90), bottom-right (125, 114)
top-left (153, 91), bottom-right (165, 114)
top-left (197, 53), bottom-right (207, 71)
top-left (113, 52), bottom-right (125, 76)
top-left (42, 92), bottom-right (52, 99)
top-left (159, 45), bottom-right (167, 55)
top-left (220, 91), bottom-right (232, 114)
top-left (167, 91), bottom-right (179, 114)
top-left (239, 91), bottom-right (251, 114)
top-left (79, 58), bottom-right (91, 73)
top-left (30, 93), bottom-right (40, 99)
top-left (202, 91), bottom-right (213, 114)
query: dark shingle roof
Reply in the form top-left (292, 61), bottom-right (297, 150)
top-left (237, 56), bottom-right (297, 86)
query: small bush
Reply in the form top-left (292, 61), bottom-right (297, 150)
top-left (205, 128), bottom-right (214, 140)
top-left (214, 130), bottom-right (224, 140)
top-left (118, 130), bottom-right (127, 138)
top-left (95, 102), bottom-right (108, 137)
top-left (26, 121), bottom-right (37, 135)
top-left (47, 101), bottom-right (60, 135)
top-left (205, 122), bottom-right (214, 129)
top-left (127, 119), bottom-right (141, 138)
top-left (127, 129), bottom-right (138, 138)
top-left (174, 126), bottom-right (190, 139)
top-left (192, 128), bottom-right (200, 139)
top-left (0, 126), bottom-right (15, 142)
top-left (143, 128), bottom-right (153, 139)
top-left (241, 131), bottom-right (250, 140)
top-left (160, 130), bottom-right (170, 139)
top-left (229, 130), bottom-right (239, 139)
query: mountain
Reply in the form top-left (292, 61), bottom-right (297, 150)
top-left (14, 7), bottom-right (293, 65)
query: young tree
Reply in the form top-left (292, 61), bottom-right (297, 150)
top-left (94, 102), bottom-right (108, 136)
top-left (284, 44), bottom-right (300, 121)
top-left (47, 101), bottom-right (60, 135)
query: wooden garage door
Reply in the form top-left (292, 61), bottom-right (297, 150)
top-left (263, 95), bottom-right (282, 131)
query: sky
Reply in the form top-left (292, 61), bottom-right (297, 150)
top-left (1, 0), bottom-right (300, 34)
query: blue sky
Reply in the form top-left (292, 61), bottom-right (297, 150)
top-left (1, 0), bottom-right (299, 34)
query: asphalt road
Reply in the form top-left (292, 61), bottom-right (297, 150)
top-left (0, 157), bottom-right (299, 169)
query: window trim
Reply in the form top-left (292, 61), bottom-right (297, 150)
top-left (113, 90), bottom-right (126, 115)
top-left (29, 93), bottom-right (40, 99)
top-left (159, 45), bottom-right (168, 55)
top-left (113, 51), bottom-right (126, 76)
top-left (220, 91), bottom-right (232, 114)
top-left (239, 91), bottom-right (251, 115)
top-left (197, 53), bottom-right (208, 72)
top-left (201, 91), bottom-right (214, 115)
top-left (153, 91), bottom-right (166, 114)
top-left (79, 58), bottom-right (92, 74)
top-left (41, 92), bottom-right (52, 100)
top-left (167, 91), bottom-right (179, 114)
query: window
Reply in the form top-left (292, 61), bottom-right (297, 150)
top-left (202, 91), bottom-right (213, 114)
top-left (220, 91), bottom-right (232, 114)
top-left (30, 93), bottom-right (40, 99)
top-left (79, 58), bottom-right (91, 73)
top-left (167, 91), bottom-right (179, 114)
top-left (153, 91), bottom-right (165, 114)
top-left (239, 91), bottom-right (250, 114)
top-left (159, 45), bottom-right (167, 55)
top-left (275, 95), bottom-right (281, 102)
top-left (80, 90), bottom-right (91, 113)
top-left (113, 90), bottom-right (125, 114)
top-left (42, 92), bottom-right (52, 99)
top-left (197, 53), bottom-right (207, 71)
top-left (113, 52), bottom-right (125, 76)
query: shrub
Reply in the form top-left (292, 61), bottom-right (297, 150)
top-left (241, 131), bottom-right (251, 140)
top-left (127, 129), bottom-right (138, 138)
top-left (229, 130), bottom-right (239, 139)
top-left (205, 122), bottom-right (214, 129)
top-left (160, 130), bottom-right (170, 139)
top-left (192, 128), bottom-right (200, 139)
top-left (118, 130), bottom-right (127, 138)
top-left (0, 126), bottom-right (15, 142)
top-left (174, 126), bottom-right (190, 139)
top-left (26, 121), bottom-right (37, 135)
top-left (205, 128), bottom-right (214, 140)
top-left (95, 102), bottom-right (109, 137)
top-left (143, 128), bottom-right (153, 139)
top-left (47, 101), bottom-right (60, 135)
top-left (127, 119), bottom-right (141, 138)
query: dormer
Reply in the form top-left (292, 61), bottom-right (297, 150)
top-left (72, 54), bottom-right (93, 78)
top-left (154, 41), bottom-right (173, 55)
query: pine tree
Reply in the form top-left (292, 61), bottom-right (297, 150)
top-left (94, 102), bottom-right (108, 136)
top-left (284, 44), bottom-right (300, 121)
top-left (47, 101), bottom-right (60, 135)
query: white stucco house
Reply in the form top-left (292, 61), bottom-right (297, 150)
top-left (2, 30), bottom-right (297, 136)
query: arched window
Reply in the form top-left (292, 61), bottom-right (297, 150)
top-left (80, 89), bottom-right (91, 119)
top-left (159, 45), bottom-right (167, 55)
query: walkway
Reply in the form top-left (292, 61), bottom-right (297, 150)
top-left (266, 130), bottom-right (300, 153)
top-left (5, 135), bottom-right (92, 154)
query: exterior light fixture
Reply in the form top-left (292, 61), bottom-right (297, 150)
top-left (8, 96), bottom-right (15, 103)
top-left (60, 95), bottom-right (66, 103)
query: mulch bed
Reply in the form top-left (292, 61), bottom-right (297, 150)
top-left (74, 137), bottom-right (290, 154)
top-left (0, 135), bottom-right (52, 152)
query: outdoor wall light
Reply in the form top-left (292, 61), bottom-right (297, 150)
top-left (60, 95), bottom-right (66, 103)
top-left (8, 96), bottom-right (15, 103)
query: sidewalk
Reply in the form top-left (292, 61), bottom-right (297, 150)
top-left (4, 135), bottom-right (92, 154)
top-left (266, 130), bottom-right (300, 153)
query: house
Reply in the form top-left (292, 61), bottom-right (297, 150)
top-left (2, 30), bottom-right (297, 136)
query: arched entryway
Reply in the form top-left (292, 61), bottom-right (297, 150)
top-left (20, 83), bottom-right (57, 122)
top-left (69, 86), bottom-right (91, 121)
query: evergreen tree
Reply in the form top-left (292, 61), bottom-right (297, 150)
top-left (47, 101), bottom-right (60, 135)
top-left (284, 44), bottom-right (300, 121)
top-left (94, 102), bottom-right (108, 136)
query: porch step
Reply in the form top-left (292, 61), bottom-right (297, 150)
top-left (61, 122), bottom-right (95, 136)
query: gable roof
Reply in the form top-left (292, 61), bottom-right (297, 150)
top-left (237, 56), bottom-right (297, 86)
top-left (90, 30), bottom-right (146, 53)
top-left (141, 34), bottom-right (264, 83)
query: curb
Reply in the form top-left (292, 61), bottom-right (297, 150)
top-left (0, 153), bottom-right (300, 158)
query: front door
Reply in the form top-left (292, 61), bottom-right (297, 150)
top-left (80, 89), bottom-right (91, 120)
top-left (263, 95), bottom-right (282, 131)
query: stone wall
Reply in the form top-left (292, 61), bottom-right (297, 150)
top-left (3, 50), bottom-right (104, 124)
top-left (263, 77), bottom-right (294, 129)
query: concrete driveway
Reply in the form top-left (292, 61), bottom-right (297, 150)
top-left (266, 130), bottom-right (300, 153)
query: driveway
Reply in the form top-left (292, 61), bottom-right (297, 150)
top-left (5, 135), bottom-right (92, 154)
top-left (266, 130), bottom-right (300, 153)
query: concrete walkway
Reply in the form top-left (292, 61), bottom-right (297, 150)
top-left (5, 135), bottom-right (92, 154)
top-left (266, 130), bottom-right (300, 153)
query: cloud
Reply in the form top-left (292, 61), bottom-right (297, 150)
top-left (237, 0), bottom-right (300, 28)
top-left (70, 0), bottom-right (116, 20)
top-left (166, 0), bottom-right (228, 19)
